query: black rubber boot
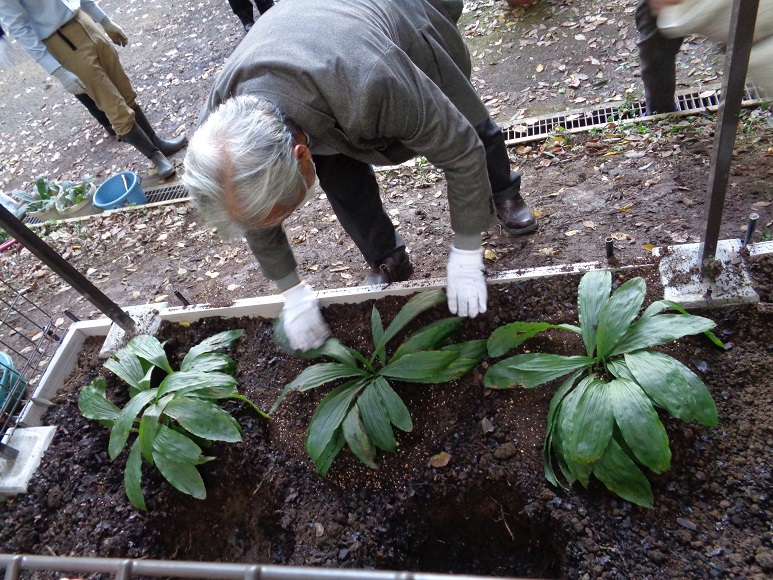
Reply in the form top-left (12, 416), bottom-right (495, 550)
top-left (75, 93), bottom-right (116, 137)
top-left (120, 123), bottom-right (176, 179)
top-left (363, 246), bottom-right (414, 286)
top-left (474, 118), bottom-right (538, 235)
top-left (132, 105), bottom-right (187, 157)
top-left (635, 0), bottom-right (684, 115)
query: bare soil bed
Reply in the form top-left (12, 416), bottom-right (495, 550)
top-left (0, 257), bottom-right (771, 579)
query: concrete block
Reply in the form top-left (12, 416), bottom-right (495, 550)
top-left (0, 426), bottom-right (56, 495)
top-left (655, 239), bottom-right (760, 308)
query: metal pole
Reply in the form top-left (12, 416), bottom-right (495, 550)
top-left (700, 0), bottom-right (759, 273)
top-left (0, 205), bottom-right (136, 332)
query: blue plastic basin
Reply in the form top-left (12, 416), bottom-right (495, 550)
top-left (0, 351), bottom-right (25, 416)
top-left (93, 171), bottom-right (147, 210)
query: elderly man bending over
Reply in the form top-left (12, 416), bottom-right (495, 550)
top-left (183, 0), bottom-right (537, 351)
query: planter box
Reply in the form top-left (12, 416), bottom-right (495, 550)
top-left (0, 240), bottom-right (770, 579)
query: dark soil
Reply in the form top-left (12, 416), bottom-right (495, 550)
top-left (1, 260), bottom-right (771, 579)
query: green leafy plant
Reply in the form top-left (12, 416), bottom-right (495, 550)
top-left (78, 329), bottom-right (268, 510)
top-left (13, 174), bottom-right (94, 214)
top-left (484, 270), bottom-right (720, 507)
top-left (12, 176), bottom-right (59, 214)
top-left (272, 289), bottom-right (487, 476)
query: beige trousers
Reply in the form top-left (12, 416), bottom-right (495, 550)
top-left (43, 11), bottom-right (136, 135)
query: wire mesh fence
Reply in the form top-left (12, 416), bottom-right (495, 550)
top-left (0, 278), bottom-right (66, 459)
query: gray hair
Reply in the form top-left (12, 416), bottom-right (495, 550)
top-left (182, 95), bottom-right (305, 239)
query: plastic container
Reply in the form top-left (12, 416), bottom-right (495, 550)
top-left (0, 351), bottom-right (25, 417)
top-left (93, 171), bottom-right (147, 210)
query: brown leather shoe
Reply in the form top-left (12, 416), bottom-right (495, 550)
top-left (363, 247), bottom-right (414, 285)
top-left (495, 196), bottom-right (538, 235)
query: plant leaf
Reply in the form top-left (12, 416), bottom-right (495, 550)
top-left (138, 394), bottom-right (174, 464)
top-left (373, 377), bottom-right (412, 432)
top-left (488, 321), bottom-right (579, 358)
top-left (555, 376), bottom-right (594, 485)
top-left (125, 438), bottom-right (147, 510)
top-left (596, 277), bottom-right (646, 359)
top-left (381, 351), bottom-right (459, 382)
top-left (624, 351), bottom-right (717, 426)
top-left (373, 289), bottom-right (446, 356)
top-left (484, 353), bottom-right (594, 388)
top-left (108, 389), bottom-right (158, 460)
top-left (126, 335), bottom-right (174, 374)
top-left (306, 382), bottom-right (362, 462)
top-left (608, 314), bottom-right (717, 357)
top-left (578, 269), bottom-right (611, 357)
top-left (431, 339), bottom-right (488, 383)
top-left (543, 371), bottom-right (584, 487)
top-left (569, 379), bottom-right (614, 464)
top-left (104, 349), bottom-right (146, 393)
top-left (180, 329), bottom-right (243, 371)
top-left (606, 358), bottom-right (636, 381)
top-left (357, 383), bottom-right (396, 452)
top-left (342, 405), bottom-right (378, 469)
top-left (371, 306), bottom-right (386, 366)
top-left (392, 317), bottom-right (465, 360)
top-left (609, 378), bottom-right (671, 473)
top-left (151, 450), bottom-right (206, 499)
top-left (641, 300), bottom-right (725, 349)
top-left (270, 363), bottom-right (366, 414)
top-left (592, 438), bottom-right (654, 508)
top-left (78, 377), bottom-right (120, 422)
top-left (181, 352), bottom-right (235, 374)
top-left (315, 428), bottom-right (345, 477)
top-left (164, 398), bottom-right (243, 442)
top-left (302, 338), bottom-right (360, 367)
top-left (153, 423), bottom-right (204, 463)
top-left (158, 371), bottom-right (239, 398)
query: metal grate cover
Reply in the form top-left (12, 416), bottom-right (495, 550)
top-left (144, 183), bottom-right (190, 204)
top-left (503, 83), bottom-right (768, 145)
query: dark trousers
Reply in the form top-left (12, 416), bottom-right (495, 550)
top-left (74, 92), bottom-right (115, 135)
top-left (313, 116), bottom-right (516, 266)
top-left (635, 0), bottom-right (684, 114)
top-left (227, 0), bottom-right (274, 26)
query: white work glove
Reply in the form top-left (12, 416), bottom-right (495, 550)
top-left (281, 281), bottom-right (330, 351)
top-left (100, 16), bottom-right (128, 46)
top-left (52, 66), bottom-right (86, 94)
top-left (446, 246), bottom-right (487, 318)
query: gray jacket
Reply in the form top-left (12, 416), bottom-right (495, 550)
top-left (203, 0), bottom-right (497, 282)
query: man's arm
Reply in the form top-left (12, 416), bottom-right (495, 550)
top-left (244, 225), bottom-right (300, 290)
top-left (0, 0), bottom-right (60, 73)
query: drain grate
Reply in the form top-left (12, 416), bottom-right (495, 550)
top-left (503, 83), bottom-right (768, 145)
top-left (144, 183), bottom-right (190, 204)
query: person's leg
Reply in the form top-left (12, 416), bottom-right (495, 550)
top-left (474, 117), bottom-right (537, 235)
top-left (45, 18), bottom-right (176, 178)
top-left (636, 0), bottom-right (684, 115)
top-left (73, 92), bottom-right (115, 137)
top-left (227, 0), bottom-right (255, 30)
top-left (313, 154), bottom-right (412, 283)
top-left (254, 0), bottom-right (274, 15)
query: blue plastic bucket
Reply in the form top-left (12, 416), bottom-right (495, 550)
top-left (0, 351), bottom-right (25, 416)
top-left (93, 171), bottom-right (147, 210)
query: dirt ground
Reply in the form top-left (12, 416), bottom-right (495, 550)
top-left (0, 0), bottom-right (772, 577)
top-left (1, 0), bottom-right (770, 324)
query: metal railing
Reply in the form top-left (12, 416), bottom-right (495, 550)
top-left (0, 555), bottom-right (532, 580)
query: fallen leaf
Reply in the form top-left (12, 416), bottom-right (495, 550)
top-left (536, 64), bottom-right (544, 72)
top-left (617, 204), bottom-right (633, 211)
top-left (227, 284), bottom-right (240, 291)
top-left (484, 249), bottom-right (498, 261)
top-left (429, 452), bottom-right (451, 468)
top-left (642, 243), bottom-right (655, 252)
top-left (751, 201), bottom-right (771, 210)
top-left (154, 295), bottom-right (168, 302)
top-left (565, 230), bottom-right (580, 236)
top-left (205, 271), bottom-right (220, 278)
top-left (582, 220), bottom-right (596, 229)
top-left (611, 232), bottom-right (635, 243)
top-left (481, 418), bottom-right (495, 433)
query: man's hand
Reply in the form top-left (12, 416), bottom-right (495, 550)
top-left (446, 246), bottom-right (487, 318)
top-left (647, 0), bottom-right (684, 16)
top-left (281, 281), bottom-right (330, 351)
top-left (52, 66), bottom-right (86, 94)
top-left (100, 17), bottom-right (128, 46)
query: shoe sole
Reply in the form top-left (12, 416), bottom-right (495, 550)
top-left (498, 219), bottom-right (539, 235)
